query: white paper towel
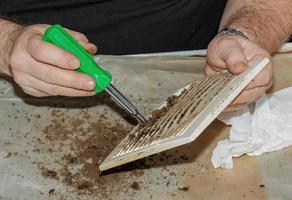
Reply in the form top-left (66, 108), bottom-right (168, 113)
top-left (212, 86), bottom-right (292, 169)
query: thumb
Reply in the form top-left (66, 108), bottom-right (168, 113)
top-left (219, 39), bottom-right (248, 75)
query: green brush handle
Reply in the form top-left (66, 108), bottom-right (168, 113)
top-left (43, 24), bottom-right (112, 93)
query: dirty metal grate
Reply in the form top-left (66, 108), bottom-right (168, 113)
top-left (100, 58), bottom-right (269, 171)
top-left (115, 72), bottom-right (233, 156)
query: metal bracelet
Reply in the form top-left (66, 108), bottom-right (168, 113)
top-left (217, 27), bottom-right (249, 40)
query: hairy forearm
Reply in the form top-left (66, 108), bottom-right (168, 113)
top-left (0, 19), bottom-right (23, 76)
top-left (220, 0), bottom-right (292, 54)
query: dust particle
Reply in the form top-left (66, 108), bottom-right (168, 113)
top-left (41, 167), bottom-right (58, 180)
top-left (130, 181), bottom-right (141, 190)
top-left (5, 152), bottom-right (12, 158)
top-left (77, 181), bottom-right (91, 190)
top-left (259, 184), bottom-right (265, 188)
top-left (48, 189), bottom-right (55, 196)
top-left (178, 186), bottom-right (190, 191)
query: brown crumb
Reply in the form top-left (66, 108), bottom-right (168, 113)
top-left (166, 95), bottom-right (179, 107)
top-left (38, 104), bottom-right (176, 197)
top-left (77, 181), bottom-right (91, 190)
top-left (4, 152), bottom-right (12, 158)
top-left (131, 90), bottom-right (187, 141)
top-left (178, 186), bottom-right (190, 191)
top-left (62, 154), bottom-right (78, 164)
top-left (48, 189), bottom-right (55, 196)
top-left (259, 184), bottom-right (265, 188)
top-left (130, 181), bottom-right (140, 190)
top-left (166, 180), bottom-right (170, 186)
top-left (40, 167), bottom-right (58, 180)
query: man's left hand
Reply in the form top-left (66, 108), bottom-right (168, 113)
top-left (206, 35), bottom-right (273, 111)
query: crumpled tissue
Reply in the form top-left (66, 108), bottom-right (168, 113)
top-left (212, 86), bottom-right (292, 169)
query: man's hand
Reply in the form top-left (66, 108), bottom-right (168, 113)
top-left (210, 0), bottom-right (292, 111)
top-left (206, 35), bottom-right (273, 111)
top-left (9, 24), bottom-right (98, 97)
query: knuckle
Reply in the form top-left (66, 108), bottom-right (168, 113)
top-left (49, 85), bottom-right (59, 96)
top-left (28, 37), bottom-right (44, 57)
top-left (215, 36), bottom-right (236, 47)
top-left (215, 37), bottom-right (226, 47)
top-left (22, 88), bottom-right (32, 96)
top-left (9, 57), bottom-right (18, 69)
top-left (70, 73), bottom-right (87, 89)
top-left (229, 49), bottom-right (243, 59)
top-left (14, 75), bottom-right (26, 86)
top-left (83, 91), bottom-right (95, 96)
top-left (265, 70), bottom-right (273, 83)
top-left (43, 69), bottom-right (56, 83)
top-left (268, 80), bottom-right (273, 88)
top-left (34, 92), bottom-right (47, 97)
top-left (77, 33), bottom-right (87, 41)
top-left (239, 91), bottom-right (248, 102)
top-left (34, 42), bottom-right (45, 58)
top-left (23, 88), bottom-right (43, 97)
top-left (79, 33), bottom-right (87, 40)
top-left (208, 39), bottom-right (220, 52)
top-left (22, 87), bottom-right (35, 96)
top-left (70, 31), bottom-right (88, 42)
top-left (231, 66), bottom-right (243, 74)
top-left (207, 39), bottom-right (220, 51)
top-left (58, 51), bottom-right (76, 68)
top-left (61, 51), bottom-right (73, 63)
top-left (255, 88), bottom-right (262, 99)
top-left (264, 75), bottom-right (271, 85)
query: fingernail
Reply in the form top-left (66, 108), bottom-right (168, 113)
top-left (85, 80), bottom-right (95, 90)
top-left (70, 58), bottom-right (80, 68)
top-left (88, 44), bottom-right (97, 53)
top-left (88, 43), bottom-right (95, 48)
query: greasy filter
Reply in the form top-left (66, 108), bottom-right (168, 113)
top-left (100, 58), bottom-right (269, 171)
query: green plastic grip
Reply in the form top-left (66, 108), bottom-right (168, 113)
top-left (42, 24), bottom-right (112, 93)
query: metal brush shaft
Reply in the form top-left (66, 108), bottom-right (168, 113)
top-left (105, 84), bottom-right (147, 123)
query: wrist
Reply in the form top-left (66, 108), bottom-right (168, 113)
top-left (223, 23), bottom-right (264, 48)
top-left (0, 20), bottom-right (23, 76)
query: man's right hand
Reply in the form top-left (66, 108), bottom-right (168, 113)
top-left (9, 24), bottom-right (98, 97)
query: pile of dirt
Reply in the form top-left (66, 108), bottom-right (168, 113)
top-left (37, 97), bottom-right (188, 198)
top-left (39, 107), bottom-right (149, 198)
top-left (60, 118), bottom-right (132, 193)
top-left (137, 93), bottom-right (181, 131)
top-left (126, 91), bottom-right (186, 144)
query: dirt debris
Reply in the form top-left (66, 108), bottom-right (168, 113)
top-left (259, 184), bottom-right (265, 188)
top-left (4, 152), bottom-right (12, 158)
top-left (130, 181), bottom-right (141, 190)
top-left (48, 189), bottom-right (55, 196)
top-left (40, 166), bottom-right (59, 180)
top-left (38, 107), bottom-right (151, 197)
top-left (77, 180), bottom-right (91, 190)
top-left (34, 98), bottom-right (185, 198)
top-left (178, 185), bottom-right (190, 191)
top-left (131, 92), bottom-right (183, 141)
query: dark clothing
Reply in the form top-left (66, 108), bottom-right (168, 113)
top-left (0, 0), bottom-right (227, 54)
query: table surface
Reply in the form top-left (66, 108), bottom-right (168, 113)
top-left (0, 53), bottom-right (292, 200)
